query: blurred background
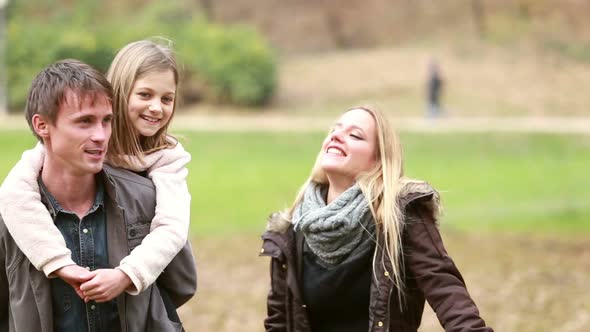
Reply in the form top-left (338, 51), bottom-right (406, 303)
top-left (1, 0), bottom-right (589, 331)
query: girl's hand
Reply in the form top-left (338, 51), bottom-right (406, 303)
top-left (79, 269), bottom-right (132, 303)
top-left (54, 265), bottom-right (93, 299)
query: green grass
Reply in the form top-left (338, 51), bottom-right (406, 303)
top-left (402, 133), bottom-right (590, 233)
top-left (1, 130), bottom-right (589, 235)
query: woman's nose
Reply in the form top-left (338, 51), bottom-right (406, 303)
top-left (330, 130), bottom-right (344, 143)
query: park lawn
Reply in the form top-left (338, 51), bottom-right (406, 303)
top-left (0, 130), bottom-right (588, 235)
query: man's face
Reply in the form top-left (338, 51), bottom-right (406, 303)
top-left (41, 92), bottom-right (113, 176)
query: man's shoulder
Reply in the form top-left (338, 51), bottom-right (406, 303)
top-left (103, 164), bottom-right (155, 190)
top-left (102, 165), bottom-right (156, 212)
top-left (0, 214), bottom-right (6, 237)
top-left (0, 214), bottom-right (13, 252)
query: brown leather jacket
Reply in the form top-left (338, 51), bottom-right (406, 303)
top-left (260, 182), bottom-right (493, 332)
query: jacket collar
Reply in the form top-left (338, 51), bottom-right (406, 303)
top-left (37, 174), bottom-right (105, 219)
top-left (262, 213), bottom-right (306, 303)
top-left (101, 166), bottom-right (130, 268)
top-left (265, 180), bottom-right (440, 235)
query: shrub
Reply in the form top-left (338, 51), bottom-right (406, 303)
top-left (6, 4), bottom-right (277, 111)
top-left (177, 21), bottom-right (276, 106)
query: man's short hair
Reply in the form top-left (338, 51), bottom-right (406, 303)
top-left (24, 59), bottom-right (113, 141)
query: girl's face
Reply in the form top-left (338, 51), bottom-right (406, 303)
top-left (127, 70), bottom-right (176, 138)
top-left (320, 108), bottom-right (378, 184)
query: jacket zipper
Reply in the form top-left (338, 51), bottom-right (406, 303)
top-left (385, 285), bottom-right (393, 332)
top-left (122, 211), bottom-right (129, 332)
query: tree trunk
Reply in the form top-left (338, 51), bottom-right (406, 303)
top-left (471, 0), bottom-right (486, 38)
top-left (199, 0), bottom-right (214, 21)
top-left (0, 1), bottom-right (7, 114)
top-left (320, 0), bottom-right (349, 49)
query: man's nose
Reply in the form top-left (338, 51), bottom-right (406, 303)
top-left (91, 124), bottom-right (109, 142)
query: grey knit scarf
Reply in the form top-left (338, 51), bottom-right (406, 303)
top-left (293, 183), bottom-right (375, 267)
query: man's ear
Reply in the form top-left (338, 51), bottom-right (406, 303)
top-left (32, 114), bottom-right (50, 138)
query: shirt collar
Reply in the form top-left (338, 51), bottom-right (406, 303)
top-left (38, 175), bottom-right (104, 217)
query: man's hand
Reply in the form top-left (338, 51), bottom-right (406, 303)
top-left (54, 265), bottom-right (94, 299)
top-left (80, 269), bottom-right (132, 303)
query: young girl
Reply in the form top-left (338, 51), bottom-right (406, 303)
top-left (0, 39), bottom-right (191, 299)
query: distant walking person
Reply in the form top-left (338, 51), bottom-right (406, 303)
top-left (427, 59), bottom-right (444, 118)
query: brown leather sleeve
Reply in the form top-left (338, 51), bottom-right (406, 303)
top-left (157, 240), bottom-right (197, 308)
top-left (0, 223), bottom-right (7, 328)
top-left (262, 241), bottom-right (288, 332)
top-left (404, 200), bottom-right (494, 332)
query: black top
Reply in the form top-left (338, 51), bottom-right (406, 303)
top-left (302, 241), bottom-right (375, 332)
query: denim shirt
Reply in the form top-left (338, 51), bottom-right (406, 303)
top-left (39, 177), bottom-right (120, 332)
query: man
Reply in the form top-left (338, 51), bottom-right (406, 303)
top-left (0, 59), bottom-right (196, 331)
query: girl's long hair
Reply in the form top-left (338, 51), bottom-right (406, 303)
top-left (106, 38), bottom-right (179, 167)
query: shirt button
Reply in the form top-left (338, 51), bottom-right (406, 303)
top-left (260, 248), bottom-right (265, 253)
top-left (301, 304), bottom-right (307, 308)
top-left (85, 266), bottom-right (91, 270)
top-left (384, 271), bottom-right (390, 277)
top-left (90, 305), bottom-right (96, 310)
top-left (82, 228), bottom-right (89, 234)
top-left (282, 264), bottom-right (287, 270)
top-left (378, 321), bottom-right (384, 327)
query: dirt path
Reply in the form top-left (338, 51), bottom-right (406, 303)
top-left (2, 112), bottom-right (589, 134)
top-left (167, 114), bottom-right (590, 134)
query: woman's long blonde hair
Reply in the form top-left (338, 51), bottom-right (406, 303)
top-left (106, 38), bottom-right (179, 167)
top-left (287, 105), bottom-right (408, 293)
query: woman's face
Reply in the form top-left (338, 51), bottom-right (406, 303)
top-left (320, 108), bottom-right (378, 183)
top-left (127, 69), bottom-right (176, 138)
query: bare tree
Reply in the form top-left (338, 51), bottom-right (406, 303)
top-left (320, 0), bottom-right (350, 49)
top-left (325, 11), bottom-right (349, 49)
top-left (471, 0), bottom-right (486, 37)
top-left (0, 0), bottom-right (7, 114)
top-left (199, 0), bottom-right (214, 21)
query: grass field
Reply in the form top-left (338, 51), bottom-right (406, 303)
top-left (178, 130), bottom-right (590, 235)
top-left (1, 129), bottom-right (589, 331)
top-left (1, 129), bottom-right (589, 234)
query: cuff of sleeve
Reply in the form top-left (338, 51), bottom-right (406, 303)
top-left (44, 257), bottom-right (77, 278)
top-left (116, 265), bottom-right (142, 296)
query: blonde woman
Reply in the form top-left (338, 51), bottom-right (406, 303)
top-left (0, 39), bottom-right (192, 304)
top-left (261, 106), bottom-right (493, 331)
